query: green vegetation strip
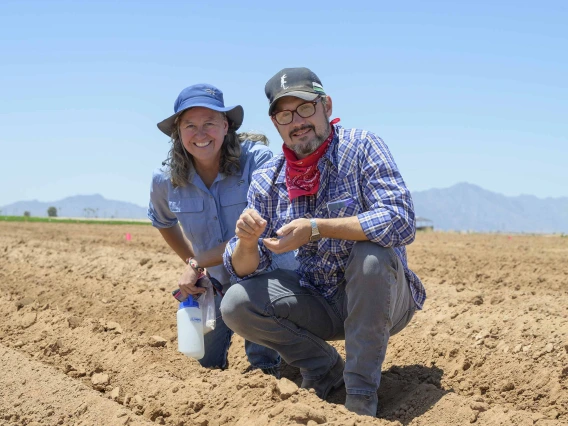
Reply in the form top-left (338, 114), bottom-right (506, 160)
top-left (0, 216), bottom-right (151, 226)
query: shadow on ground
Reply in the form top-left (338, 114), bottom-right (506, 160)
top-left (378, 364), bottom-right (449, 424)
top-left (281, 362), bottom-right (448, 423)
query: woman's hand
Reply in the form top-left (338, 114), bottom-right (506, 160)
top-left (178, 265), bottom-right (207, 301)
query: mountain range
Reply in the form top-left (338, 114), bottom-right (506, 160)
top-left (0, 194), bottom-right (148, 220)
top-left (411, 183), bottom-right (568, 233)
top-left (1, 183), bottom-right (567, 233)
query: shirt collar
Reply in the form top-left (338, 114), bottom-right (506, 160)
top-left (275, 154), bottom-right (287, 184)
top-left (324, 124), bottom-right (340, 165)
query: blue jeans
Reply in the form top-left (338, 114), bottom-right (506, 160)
top-left (200, 251), bottom-right (297, 369)
top-left (199, 284), bottom-right (281, 370)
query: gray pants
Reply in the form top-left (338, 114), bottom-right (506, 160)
top-left (220, 242), bottom-right (416, 396)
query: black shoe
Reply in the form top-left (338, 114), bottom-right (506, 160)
top-left (261, 366), bottom-right (281, 379)
top-left (300, 356), bottom-right (345, 399)
top-left (245, 364), bottom-right (282, 379)
top-left (345, 393), bottom-right (378, 417)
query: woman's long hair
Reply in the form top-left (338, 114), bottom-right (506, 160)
top-left (164, 116), bottom-right (269, 188)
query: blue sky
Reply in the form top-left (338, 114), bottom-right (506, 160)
top-left (1, 0), bottom-right (567, 209)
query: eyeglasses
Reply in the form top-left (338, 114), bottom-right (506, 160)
top-left (272, 98), bottom-right (321, 125)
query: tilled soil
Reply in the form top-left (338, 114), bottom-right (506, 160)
top-left (0, 222), bottom-right (566, 425)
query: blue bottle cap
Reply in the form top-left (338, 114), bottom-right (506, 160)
top-left (179, 297), bottom-right (199, 309)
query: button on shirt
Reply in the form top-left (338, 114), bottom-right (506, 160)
top-left (148, 140), bottom-right (296, 285)
top-left (224, 125), bottom-right (426, 309)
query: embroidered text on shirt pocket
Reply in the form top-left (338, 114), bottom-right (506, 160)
top-left (169, 198), bottom-right (204, 213)
top-left (169, 198), bottom-right (207, 242)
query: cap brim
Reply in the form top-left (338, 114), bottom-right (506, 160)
top-left (157, 104), bottom-right (244, 137)
top-left (268, 91), bottom-right (319, 115)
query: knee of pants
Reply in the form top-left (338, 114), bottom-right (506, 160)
top-left (349, 242), bottom-right (397, 273)
top-left (219, 283), bottom-right (252, 333)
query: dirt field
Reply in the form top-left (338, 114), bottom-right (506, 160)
top-left (0, 222), bottom-right (566, 426)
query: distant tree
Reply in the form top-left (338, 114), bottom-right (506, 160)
top-left (47, 206), bottom-right (58, 217)
top-left (83, 207), bottom-right (96, 218)
top-left (23, 211), bottom-right (31, 217)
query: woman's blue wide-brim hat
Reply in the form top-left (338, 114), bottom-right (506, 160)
top-left (157, 83), bottom-right (244, 137)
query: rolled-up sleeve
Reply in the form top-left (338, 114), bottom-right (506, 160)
top-left (356, 133), bottom-right (416, 247)
top-left (147, 168), bottom-right (178, 229)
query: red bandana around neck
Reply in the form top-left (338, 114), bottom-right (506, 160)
top-left (282, 119), bottom-right (340, 200)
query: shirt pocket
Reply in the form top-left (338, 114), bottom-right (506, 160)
top-left (169, 198), bottom-right (208, 243)
top-left (312, 193), bottom-right (361, 257)
top-left (317, 192), bottom-right (362, 219)
top-left (220, 183), bottom-right (249, 237)
top-left (220, 184), bottom-right (248, 208)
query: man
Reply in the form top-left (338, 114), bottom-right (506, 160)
top-left (220, 67), bottom-right (425, 417)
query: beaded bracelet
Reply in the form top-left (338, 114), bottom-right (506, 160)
top-left (186, 257), bottom-right (205, 274)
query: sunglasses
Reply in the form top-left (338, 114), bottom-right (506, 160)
top-left (272, 98), bottom-right (321, 125)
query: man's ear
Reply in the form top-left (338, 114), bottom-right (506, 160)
top-left (324, 96), bottom-right (333, 119)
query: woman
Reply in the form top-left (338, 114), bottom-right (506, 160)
top-left (148, 83), bottom-right (295, 375)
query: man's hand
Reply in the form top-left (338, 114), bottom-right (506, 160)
top-left (178, 265), bottom-right (206, 300)
top-left (235, 209), bottom-right (267, 248)
top-left (263, 218), bottom-right (311, 254)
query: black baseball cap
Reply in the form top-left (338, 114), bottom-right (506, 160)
top-left (265, 67), bottom-right (326, 115)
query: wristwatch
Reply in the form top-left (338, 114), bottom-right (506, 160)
top-left (309, 218), bottom-right (321, 242)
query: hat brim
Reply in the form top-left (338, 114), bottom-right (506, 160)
top-left (157, 104), bottom-right (244, 137)
top-left (268, 91), bottom-right (319, 115)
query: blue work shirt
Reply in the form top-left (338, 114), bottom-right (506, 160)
top-left (148, 140), bottom-right (297, 285)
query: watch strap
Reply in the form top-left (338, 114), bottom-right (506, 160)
top-left (309, 218), bottom-right (321, 242)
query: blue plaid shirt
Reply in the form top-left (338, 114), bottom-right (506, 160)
top-left (223, 124), bottom-right (426, 309)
